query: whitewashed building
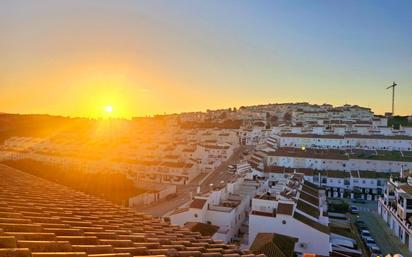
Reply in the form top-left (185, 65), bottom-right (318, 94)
top-left (167, 177), bottom-right (262, 243)
top-left (378, 176), bottom-right (412, 252)
top-left (266, 148), bottom-right (412, 173)
top-left (248, 174), bottom-right (331, 256)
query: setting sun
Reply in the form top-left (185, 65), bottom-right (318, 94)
top-left (105, 106), bottom-right (113, 113)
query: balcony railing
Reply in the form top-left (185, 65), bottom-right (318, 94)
top-left (379, 198), bottom-right (412, 233)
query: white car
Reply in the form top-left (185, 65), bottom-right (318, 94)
top-left (364, 238), bottom-right (377, 249)
top-left (360, 230), bottom-right (371, 240)
top-left (369, 245), bottom-right (382, 257)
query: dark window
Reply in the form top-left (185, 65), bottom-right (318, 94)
top-left (407, 199), bottom-right (412, 209)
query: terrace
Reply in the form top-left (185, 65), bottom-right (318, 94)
top-left (272, 147), bottom-right (412, 162)
top-left (349, 150), bottom-right (412, 162)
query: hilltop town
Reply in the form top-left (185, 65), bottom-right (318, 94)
top-left (1, 102), bottom-right (412, 256)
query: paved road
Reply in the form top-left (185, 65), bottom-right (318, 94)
top-left (199, 146), bottom-right (252, 193)
top-left (138, 145), bottom-right (252, 217)
top-left (138, 184), bottom-right (197, 217)
top-left (351, 200), bottom-right (411, 256)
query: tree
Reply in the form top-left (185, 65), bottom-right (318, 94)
top-left (283, 112), bottom-right (292, 122)
top-left (254, 121), bottom-right (265, 127)
top-left (388, 116), bottom-right (410, 129)
top-left (269, 115), bottom-right (278, 124)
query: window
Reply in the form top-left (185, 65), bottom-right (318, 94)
top-left (407, 199), bottom-right (412, 209)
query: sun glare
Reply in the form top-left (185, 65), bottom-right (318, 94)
top-left (105, 106), bottom-right (113, 113)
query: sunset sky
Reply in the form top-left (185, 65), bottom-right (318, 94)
top-left (1, 0), bottom-right (411, 118)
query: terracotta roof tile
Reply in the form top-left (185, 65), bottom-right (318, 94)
top-left (276, 203), bottom-right (294, 216)
top-left (189, 199), bottom-right (207, 209)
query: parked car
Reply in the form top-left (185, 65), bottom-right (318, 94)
top-left (360, 230), bottom-right (372, 241)
top-left (350, 206), bottom-right (359, 214)
top-left (355, 220), bottom-right (367, 230)
top-left (369, 246), bottom-right (382, 257)
top-left (364, 238), bottom-right (377, 249)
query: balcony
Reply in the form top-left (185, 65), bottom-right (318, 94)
top-left (379, 198), bottom-right (412, 233)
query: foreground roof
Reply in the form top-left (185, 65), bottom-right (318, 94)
top-left (184, 222), bottom-right (219, 237)
top-left (250, 233), bottom-right (298, 257)
top-left (0, 164), bottom-right (264, 257)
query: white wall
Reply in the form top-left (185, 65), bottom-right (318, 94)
top-left (249, 214), bottom-right (330, 256)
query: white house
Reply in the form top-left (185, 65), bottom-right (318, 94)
top-left (248, 174), bottom-right (331, 256)
top-left (378, 176), bottom-right (412, 252)
top-left (167, 176), bottom-right (262, 243)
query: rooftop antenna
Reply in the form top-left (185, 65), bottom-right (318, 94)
top-left (386, 81), bottom-right (398, 115)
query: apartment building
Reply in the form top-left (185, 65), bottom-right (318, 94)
top-left (270, 123), bottom-right (412, 138)
top-left (277, 133), bottom-right (412, 151)
top-left (266, 148), bottom-right (412, 172)
top-left (378, 176), bottom-right (412, 252)
top-left (240, 127), bottom-right (272, 145)
top-left (248, 173), bottom-right (331, 256)
top-left (267, 167), bottom-right (393, 200)
top-left (167, 176), bottom-right (263, 243)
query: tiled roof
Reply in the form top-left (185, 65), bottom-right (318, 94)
top-left (356, 170), bottom-right (397, 179)
top-left (296, 200), bottom-right (320, 219)
top-left (301, 184), bottom-right (320, 198)
top-left (293, 212), bottom-right (329, 234)
top-left (189, 199), bottom-right (207, 209)
top-left (263, 166), bottom-right (285, 174)
top-left (263, 166), bottom-right (316, 176)
top-left (400, 184), bottom-right (412, 195)
top-left (346, 134), bottom-right (412, 140)
top-left (184, 222), bottom-right (219, 237)
top-left (250, 233), bottom-right (297, 257)
top-left (322, 170), bottom-right (350, 178)
top-left (303, 181), bottom-right (320, 190)
top-left (281, 134), bottom-right (344, 139)
top-left (0, 165), bottom-right (261, 257)
top-left (299, 191), bottom-right (319, 207)
top-left (281, 133), bottom-right (412, 140)
top-left (276, 203), bottom-right (294, 216)
top-left (268, 149), bottom-right (348, 160)
top-left (161, 162), bottom-right (194, 168)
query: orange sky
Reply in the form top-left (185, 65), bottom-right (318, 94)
top-left (1, 1), bottom-right (411, 118)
